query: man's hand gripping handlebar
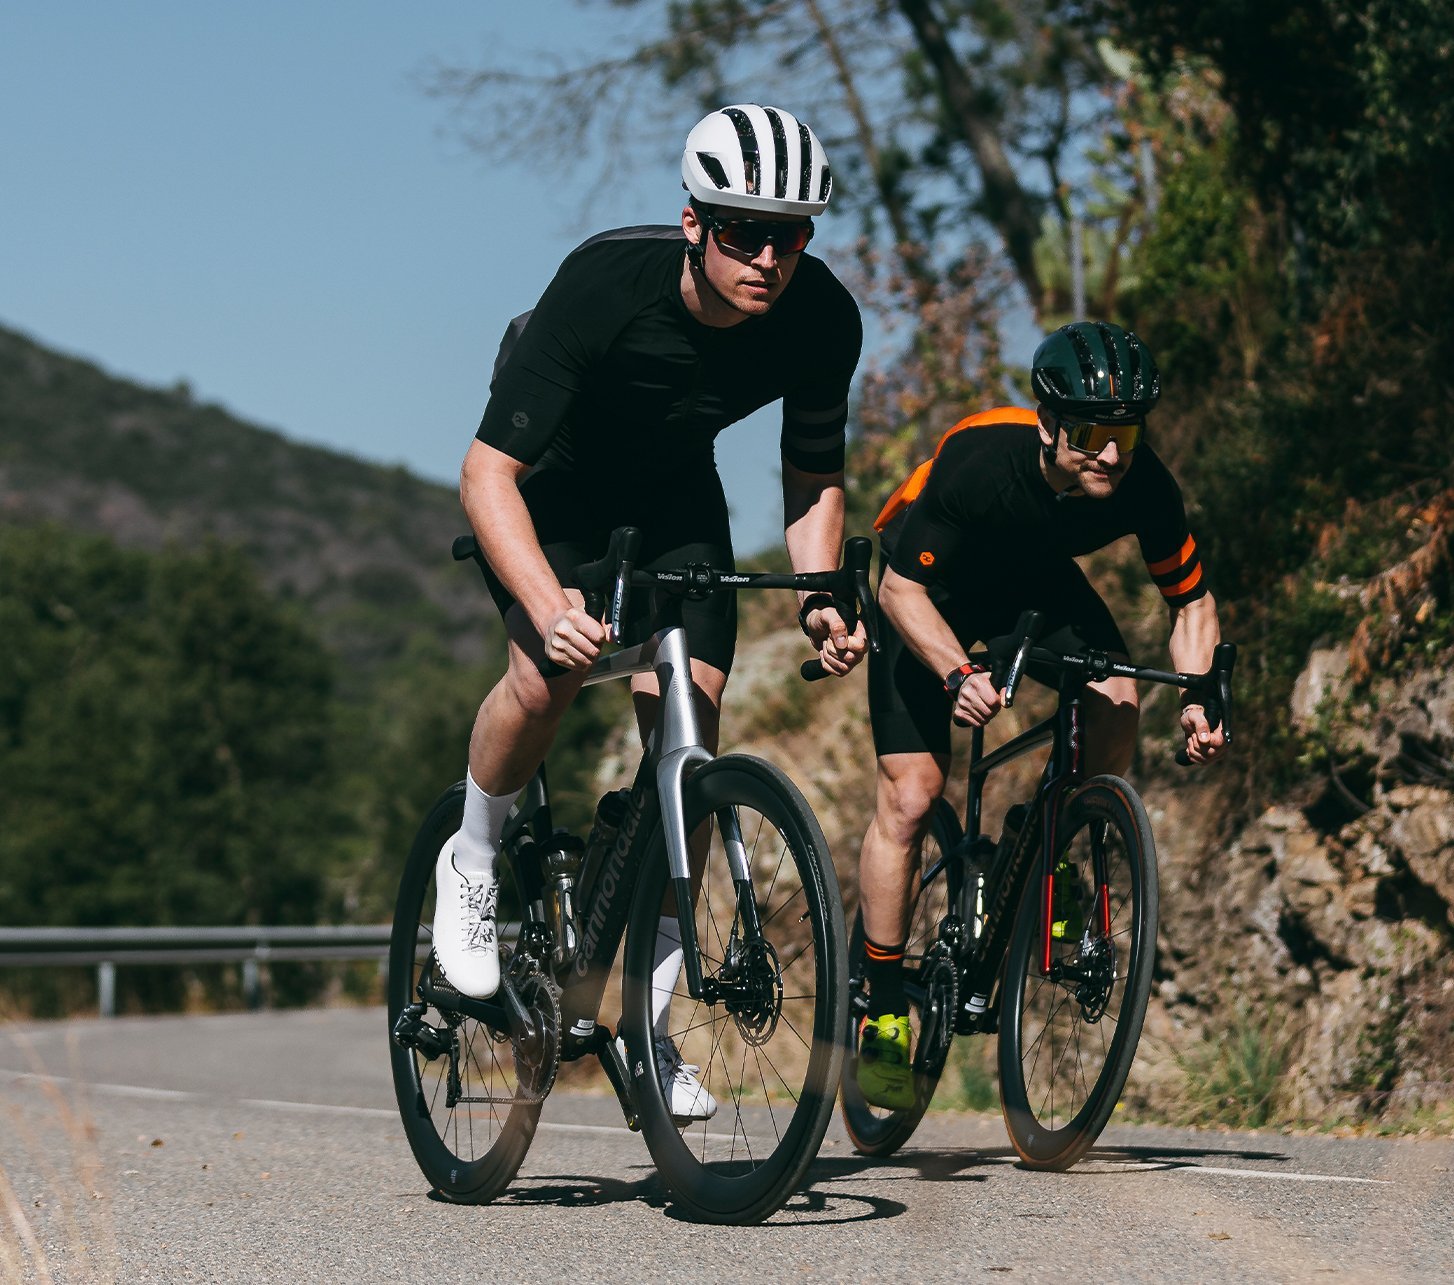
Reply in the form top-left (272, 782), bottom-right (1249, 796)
top-left (799, 536), bottom-right (879, 681)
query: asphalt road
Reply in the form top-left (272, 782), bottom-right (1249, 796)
top-left (2, 1008), bottom-right (1450, 1283)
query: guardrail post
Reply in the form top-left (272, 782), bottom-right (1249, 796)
top-left (242, 958), bottom-right (262, 1010)
top-left (98, 961), bottom-right (116, 1018)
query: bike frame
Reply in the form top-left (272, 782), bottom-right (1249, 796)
top-left (947, 635), bottom-right (1234, 1030)
top-left (956, 678), bottom-right (1087, 1026)
top-left (502, 593), bottom-right (758, 1061)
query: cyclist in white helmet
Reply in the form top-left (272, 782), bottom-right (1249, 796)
top-left (436, 105), bottom-right (865, 1122)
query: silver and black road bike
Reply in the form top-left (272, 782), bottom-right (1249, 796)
top-left (389, 526), bottom-right (876, 1224)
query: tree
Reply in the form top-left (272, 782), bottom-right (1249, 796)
top-left (426, 0), bottom-right (1135, 317)
top-left (0, 526), bottom-right (345, 932)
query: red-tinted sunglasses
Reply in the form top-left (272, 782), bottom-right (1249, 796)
top-left (705, 213), bottom-right (815, 257)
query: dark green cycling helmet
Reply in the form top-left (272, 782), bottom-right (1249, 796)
top-left (1031, 321), bottom-right (1160, 422)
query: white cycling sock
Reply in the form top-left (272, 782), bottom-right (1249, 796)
top-left (452, 774), bottom-right (522, 878)
top-left (651, 914), bottom-right (684, 1041)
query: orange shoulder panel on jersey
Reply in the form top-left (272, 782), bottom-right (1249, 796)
top-left (873, 406), bottom-right (1039, 531)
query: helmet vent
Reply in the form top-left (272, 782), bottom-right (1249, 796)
top-left (696, 153), bottom-right (730, 191)
top-left (764, 107), bottom-right (790, 199)
top-left (1095, 321), bottom-right (1123, 396)
top-left (1126, 331), bottom-right (1145, 399)
top-left (796, 122), bottom-right (813, 200)
top-left (723, 106), bottom-right (761, 196)
top-left (1065, 325), bottom-right (1100, 392)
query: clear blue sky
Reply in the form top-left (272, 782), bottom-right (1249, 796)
top-left (1, 3), bottom-right (826, 553)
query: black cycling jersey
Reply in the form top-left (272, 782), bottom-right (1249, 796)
top-left (472, 225), bottom-right (861, 677)
top-left (477, 226), bottom-right (863, 478)
top-left (887, 419), bottom-right (1208, 609)
top-left (870, 415), bottom-right (1209, 756)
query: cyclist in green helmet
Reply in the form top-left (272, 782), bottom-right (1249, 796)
top-left (854, 321), bottom-right (1229, 1110)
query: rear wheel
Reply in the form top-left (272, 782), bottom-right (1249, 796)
top-left (387, 783), bottom-right (550, 1203)
top-left (997, 776), bottom-right (1157, 1170)
top-left (841, 800), bottom-right (965, 1157)
top-left (621, 755), bottom-right (846, 1224)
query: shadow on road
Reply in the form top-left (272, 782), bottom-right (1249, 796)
top-left (433, 1160), bottom-right (913, 1225)
top-left (421, 1139), bottom-right (1293, 1225)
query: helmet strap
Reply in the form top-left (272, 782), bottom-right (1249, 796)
top-left (686, 236), bottom-right (757, 318)
top-left (1042, 421), bottom-right (1082, 501)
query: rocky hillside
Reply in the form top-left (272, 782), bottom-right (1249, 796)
top-left (0, 324), bottom-right (499, 678)
top-left (1139, 660), bottom-right (1454, 1124)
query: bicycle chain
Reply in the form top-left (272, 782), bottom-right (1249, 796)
top-left (916, 944), bottom-right (959, 1074)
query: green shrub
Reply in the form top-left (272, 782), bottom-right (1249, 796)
top-left (1176, 1002), bottom-right (1295, 1128)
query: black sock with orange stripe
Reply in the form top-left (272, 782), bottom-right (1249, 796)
top-left (863, 935), bottom-right (907, 1019)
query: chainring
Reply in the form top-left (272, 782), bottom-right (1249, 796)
top-left (915, 944), bottom-right (959, 1074)
top-left (511, 963), bottom-right (561, 1100)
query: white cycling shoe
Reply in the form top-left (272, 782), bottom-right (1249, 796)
top-left (618, 1034), bottom-right (718, 1123)
top-left (431, 837), bottom-right (500, 999)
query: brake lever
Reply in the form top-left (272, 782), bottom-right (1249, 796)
top-left (609, 527), bottom-right (642, 644)
top-left (1001, 610), bottom-right (1044, 709)
top-left (538, 526), bottom-right (641, 678)
top-left (844, 535), bottom-right (880, 655)
top-left (1174, 642), bottom-right (1237, 766)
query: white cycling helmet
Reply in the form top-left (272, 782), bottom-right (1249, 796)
top-left (681, 104), bottom-right (833, 217)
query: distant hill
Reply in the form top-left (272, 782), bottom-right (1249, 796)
top-left (0, 324), bottom-right (500, 678)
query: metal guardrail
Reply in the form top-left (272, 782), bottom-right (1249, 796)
top-left (0, 926), bottom-right (405, 1017)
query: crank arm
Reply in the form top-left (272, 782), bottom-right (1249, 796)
top-left (593, 1027), bottom-right (641, 1131)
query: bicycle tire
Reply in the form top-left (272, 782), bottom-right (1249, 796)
top-left (620, 754), bottom-right (847, 1224)
top-left (997, 775), bottom-right (1158, 1170)
top-left (840, 800), bottom-right (964, 1157)
top-left (387, 783), bottom-right (546, 1203)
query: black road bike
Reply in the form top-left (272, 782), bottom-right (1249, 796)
top-left (840, 612), bottom-right (1236, 1170)
top-left (389, 527), bottom-right (876, 1224)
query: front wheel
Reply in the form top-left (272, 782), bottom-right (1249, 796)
top-left (387, 783), bottom-right (546, 1203)
top-left (621, 755), bottom-right (847, 1224)
top-left (840, 799), bottom-right (964, 1157)
top-left (997, 776), bottom-right (1158, 1171)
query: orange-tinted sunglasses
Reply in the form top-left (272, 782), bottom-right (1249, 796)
top-left (1059, 417), bottom-right (1145, 455)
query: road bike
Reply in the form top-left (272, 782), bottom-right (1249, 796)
top-left (840, 611), bottom-right (1236, 1170)
top-left (389, 526), bottom-right (875, 1223)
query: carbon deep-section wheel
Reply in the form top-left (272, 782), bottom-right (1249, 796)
top-left (621, 755), bottom-right (847, 1224)
top-left (997, 775), bottom-right (1158, 1170)
top-left (841, 799), bottom-right (964, 1157)
top-left (387, 782), bottom-right (551, 1203)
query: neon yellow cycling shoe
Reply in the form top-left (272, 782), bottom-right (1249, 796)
top-left (857, 1013), bottom-right (915, 1110)
top-left (1051, 858), bottom-right (1087, 941)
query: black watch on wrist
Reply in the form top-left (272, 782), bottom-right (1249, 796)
top-left (943, 661), bottom-right (986, 695)
top-left (797, 592), bottom-right (836, 639)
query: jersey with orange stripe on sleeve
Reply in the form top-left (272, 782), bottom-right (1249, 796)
top-left (884, 417), bottom-right (1209, 607)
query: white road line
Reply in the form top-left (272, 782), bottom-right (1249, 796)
top-left (239, 1098), bottom-right (397, 1119)
top-left (3, 1071), bottom-right (750, 1144)
top-left (1176, 1164), bottom-right (1390, 1186)
top-left (1084, 1158), bottom-right (1389, 1185)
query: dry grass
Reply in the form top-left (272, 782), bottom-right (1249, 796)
top-left (0, 1014), bottom-right (118, 1284)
